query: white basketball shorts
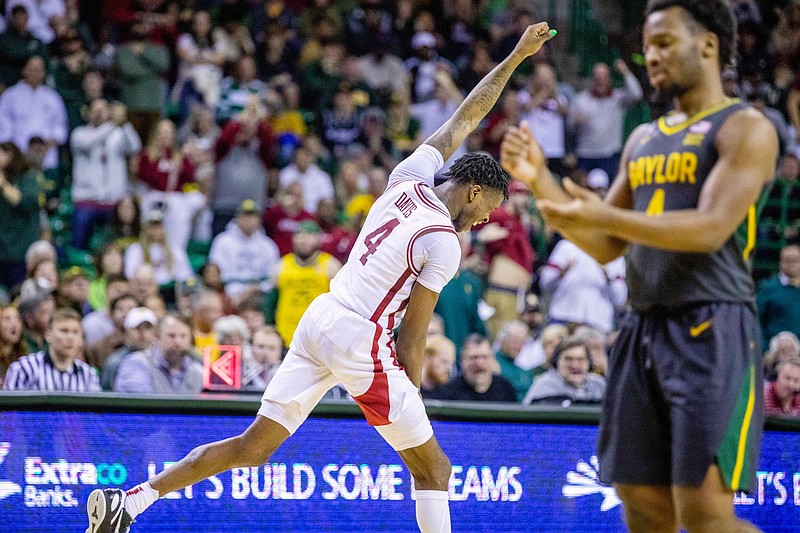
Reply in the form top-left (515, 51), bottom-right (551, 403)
top-left (257, 293), bottom-right (433, 451)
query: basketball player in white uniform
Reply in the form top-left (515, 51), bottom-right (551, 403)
top-left (86, 22), bottom-right (555, 533)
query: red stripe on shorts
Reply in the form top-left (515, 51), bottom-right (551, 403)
top-left (355, 268), bottom-right (414, 426)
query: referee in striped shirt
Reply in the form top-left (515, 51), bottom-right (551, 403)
top-left (3, 307), bottom-right (99, 392)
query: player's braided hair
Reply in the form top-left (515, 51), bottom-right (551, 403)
top-left (444, 152), bottom-right (509, 199)
top-left (646, 0), bottom-right (737, 70)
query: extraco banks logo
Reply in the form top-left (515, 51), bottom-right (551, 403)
top-left (562, 455), bottom-right (621, 512)
top-left (0, 442), bottom-right (22, 502)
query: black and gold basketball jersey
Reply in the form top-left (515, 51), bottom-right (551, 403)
top-left (625, 98), bottom-right (756, 311)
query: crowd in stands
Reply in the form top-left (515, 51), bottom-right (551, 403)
top-left (0, 0), bottom-right (798, 416)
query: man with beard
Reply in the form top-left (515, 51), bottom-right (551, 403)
top-left (501, 1), bottom-right (776, 531)
top-left (265, 221), bottom-right (341, 344)
top-left (113, 312), bottom-right (202, 394)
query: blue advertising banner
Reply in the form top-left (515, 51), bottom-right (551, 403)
top-left (0, 411), bottom-right (798, 532)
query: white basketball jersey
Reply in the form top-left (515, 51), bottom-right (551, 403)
top-left (329, 145), bottom-right (461, 333)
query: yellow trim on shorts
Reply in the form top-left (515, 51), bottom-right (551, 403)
top-left (731, 364), bottom-right (756, 489)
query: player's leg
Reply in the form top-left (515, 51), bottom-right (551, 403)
top-left (87, 320), bottom-right (338, 533)
top-left (672, 465), bottom-right (761, 533)
top-left (613, 484), bottom-right (676, 533)
top-left (667, 303), bottom-right (764, 533)
top-left (596, 312), bottom-right (676, 532)
top-left (147, 415), bottom-right (290, 496)
top-left (398, 436), bottom-right (453, 533)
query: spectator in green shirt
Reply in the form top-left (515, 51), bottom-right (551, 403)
top-left (0, 5), bottom-right (49, 88)
top-left (0, 142), bottom-right (42, 290)
top-left (115, 21), bottom-right (170, 142)
top-left (758, 244), bottom-right (800, 350)
top-left (494, 320), bottom-right (535, 402)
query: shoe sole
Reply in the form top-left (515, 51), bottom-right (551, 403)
top-left (86, 489), bottom-right (106, 533)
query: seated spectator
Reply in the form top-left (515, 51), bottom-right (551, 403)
top-left (211, 100), bottom-right (274, 235)
top-left (245, 325), bottom-right (284, 391)
top-left (56, 266), bottom-right (92, 317)
top-left (18, 288), bottom-right (55, 353)
top-left (435, 233), bottom-right (488, 359)
top-left (100, 306), bottom-right (158, 391)
top-left (213, 314), bottom-right (250, 351)
top-left (278, 144), bottom-right (334, 214)
top-left (320, 84), bottom-right (366, 160)
top-left (316, 197), bottom-right (357, 264)
top-left (358, 38), bottom-right (408, 105)
top-left (82, 274), bottom-right (131, 346)
top-left (765, 358), bottom-right (800, 416)
top-left (143, 294), bottom-right (166, 321)
top-left (138, 118), bottom-right (205, 251)
top-left (21, 257), bottom-right (58, 295)
top-left (209, 200), bottom-right (281, 300)
top-left (386, 91), bottom-right (422, 159)
top-left (124, 210), bottom-right (194, 287)
top-left (265, 221), bottom-right (341, 344)
top-left (263, 183), bottom-right (315, 256)
top-left (85, 293), bottom-right (138, 371)
top-left (198, 262), bottom-right (235, 315)
top-left (539, 238), bottom-right (627, 334)
top-left (3, 307), bottom-right (99, 391)
top-left (69, 99), bottom-right (142, 249)
top-left (764, 331), bottom-right (800, 379)
top-left (24, 240), bottom-right (56, 276)
top-left (92, 194), bottom-right (141, 252)
top-left (428, 334), bottom-right (517, 402)
top-left (87, 243), bottom-right (125, 312)
top-left (0, 306), bottom-right (26, 385)
top-left (0, 141), bottom-right (44, 290)
top-left (420, 334), bottom-right (456, 398)
top-left (114, 312), bottom-right (202, 394)
top-left (573, 326), bottom-right (609, 377)
top-left (237, 295), bottom-right (266, 338)
top-left (428, 313), bottom-right (445, 337)
top-left (0, 5), bottom-right (49, 87)
top-left (5, 0), bottom-right (63, 45)
top-left (191, 289), bottom-right (224, 353)
top-left (128, 263), bottom-right (157, 302)
top-left (344, 166), bottom-right (389, 230)
top-left (523, 337), bottom-right (606, 406)
top-left (757, 244), bottom-right (800, 350)
top-left (216, 56), bottom-right (267, 124)
top-left (0, 56), bottom-right (67, 174)
top-left (495, 320), bottom-right (534, 402)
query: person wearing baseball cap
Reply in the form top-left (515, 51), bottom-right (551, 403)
top-left (208, 198), bottom-right (280, 299)
top-left (100, 307), bottom-right (158, 391)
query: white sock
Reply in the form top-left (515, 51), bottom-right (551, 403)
top-left (124, 482), bottom-right (159, 518)
top-left (415, 490), bottom-right (451, 533)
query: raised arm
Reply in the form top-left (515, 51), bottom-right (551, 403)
top-left (425, 22), bottom-right (555, 162)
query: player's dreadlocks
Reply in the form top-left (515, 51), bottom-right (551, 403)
top-left (444, 152), bottom-right (510, 199)
top-left (646, 0), bottom-right (737, 70)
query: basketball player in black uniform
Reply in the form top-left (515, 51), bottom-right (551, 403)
top-left (501, 1), bottom-right (777, 532)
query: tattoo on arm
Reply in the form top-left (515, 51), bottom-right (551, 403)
top-left (428, 60), bottom-right (517, 160)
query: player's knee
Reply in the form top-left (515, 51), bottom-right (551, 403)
top-left (616, 487), bottom-right (675, 531)
top-left (413, 455), bottom-right (452, 490)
